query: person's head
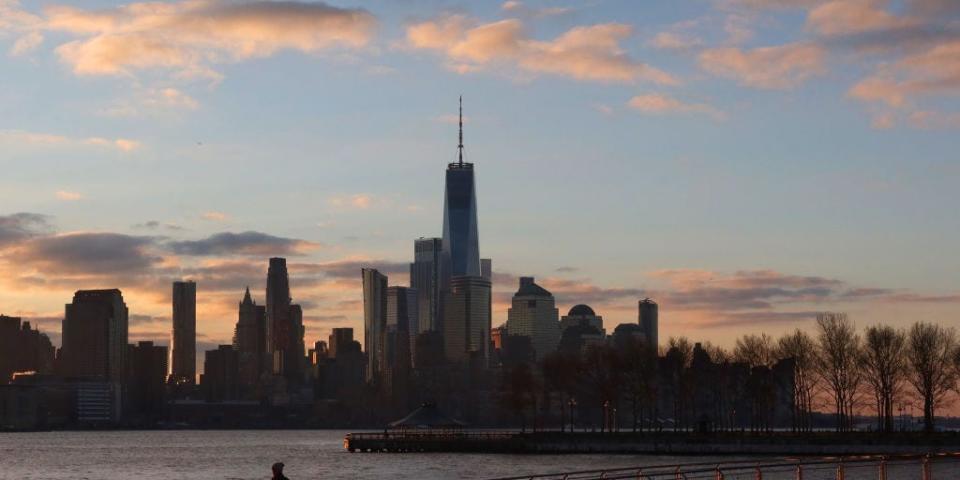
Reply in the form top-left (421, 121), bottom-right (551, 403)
top-left (272, 462), bottom-right (284, 475)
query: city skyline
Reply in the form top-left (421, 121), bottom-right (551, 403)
top-left (2, 0), bottom-right (960, 359)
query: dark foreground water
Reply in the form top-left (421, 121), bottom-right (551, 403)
top-left (0, 430), bottom-right (955, 479)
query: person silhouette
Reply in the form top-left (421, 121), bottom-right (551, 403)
top-left (272, 462), bottom-right (289, 480)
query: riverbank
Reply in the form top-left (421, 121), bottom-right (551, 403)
top-left (344, 431), bottom-right (960, 455)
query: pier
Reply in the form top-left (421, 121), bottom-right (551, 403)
top-left (344, 431), bottom-right (960, 455)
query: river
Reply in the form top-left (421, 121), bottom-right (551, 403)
top-left (0, 430), bottom-right (952, 479)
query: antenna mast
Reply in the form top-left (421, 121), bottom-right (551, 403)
top-left (458, 96), bottom-right (464, 166)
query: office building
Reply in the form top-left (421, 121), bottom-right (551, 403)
top-left (505, 277), bottom-right (560, 359)
top-left (442, 276), bottom-right (491, 364)
top-left (639, 298), bottom-right (659, 349)
top-left (171, 280), bottom-right (196, 384)
top-left (481, 258), bottom-right (492, 281)
top-left (386, 286), bottom-right (417, 370)
top-left (61, 289), bottom-right (128, 383)
top-left (233, 287), bottom-right (266, 388)
top-left (328, 328), bottom-right (354, 360)
top-left (411, 237), bottom-right (442, 334)
top-left (560, 304), bottom-right (605, 336)
top-left (362, 268), bottom-right (387, 381)
top-left (439, 98), bottom-right (482, 289)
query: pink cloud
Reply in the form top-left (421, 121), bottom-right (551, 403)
top-left (699, 42), bottom-right (825, 89)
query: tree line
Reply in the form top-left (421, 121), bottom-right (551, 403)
top-left (497, 313), bottom-right (960, 434)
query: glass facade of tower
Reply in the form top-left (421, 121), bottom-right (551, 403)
top-left (440, 163), bottom-right (481, 286)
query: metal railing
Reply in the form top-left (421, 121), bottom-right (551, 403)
top-left (487, 453), bottom-right (960, 480)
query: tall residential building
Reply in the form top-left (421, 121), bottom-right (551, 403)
top-left (233, 287), bottom-right (266, 387)
top-left (639, 298), bottom-right (659, 350)
top-left (202, 345), bottom-right (240, 402)
top-left (61, 289), bottom-right (129, 383)
top-left (386, 286), bottom-right (417, 371)
top-left (506, 277), bottom-right (560, 359)
top-left (171, 280), bottom-right (196, 384)
top-left (560, 304), bottom-right (605, 336)
top-left (442, 276), bottom-right (491, 364)
top-left (439, 98), bottom-right (482, 289)
top-left (126, 341), bottom-right (167, 419)
top-left (410, 237), bottom-right (442, 335)
top-left (0, 316), bottom-right (54, 382)
top-left (328, 328), bottom-right (354, 359)
top-left (362, 268), bottom-right (387, 382)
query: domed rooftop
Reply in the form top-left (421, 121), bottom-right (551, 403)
top-left (568, 304), bottom-right (596, 316)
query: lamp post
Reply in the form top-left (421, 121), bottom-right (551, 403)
top-left (603, 400), bottom-right (610, 434)
top-left (569, 398), bottom-right (577, 432)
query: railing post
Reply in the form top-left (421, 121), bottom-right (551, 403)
top-left (878, 457), bottom-right (886, 480)
top-left (836, 460), bottom-right (845, 480)
top-left (715, 465), bottom-right (724, 480)
top-left (675, 466), bottom-right (684, 480)
top-left (755, 463), bottom-right (762, 480)
top-left (921, 454), bottom-right (931, 480)
top-left (795, 464), bottom-right (802, 480)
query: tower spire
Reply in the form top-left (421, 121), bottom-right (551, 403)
top-left (458, 95), bottom-right (464, 166)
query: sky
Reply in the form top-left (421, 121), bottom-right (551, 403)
top-left (1, 0), bottom-right (959, 364)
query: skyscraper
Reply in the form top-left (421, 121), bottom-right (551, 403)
top-left (440, 97), bottom-right (482, 288)
top-left (506, 277), bottom-right (560, 359)
top-left (328, 327), bottom-right (354, 360)
top-left (171, 280), bottom-right (196, 384)
top-left (411, 237), bottom-right (442, 334)
top-left (639, 298), bottom-right (659, 349)
top-left (443, 276), bottom-right (491, 364)
top-left (264, 257), bottom-right (305, 386)
top-left (386, 286), bottom-right (417, 370)
top-left (481, 258), bottom-right (492, 281)
top-left (234, 287), bottom-right (266, 388)
top-left (361, 268), bottom-right (387, 382)
top-left (266, 257), bottom-right (291, 358)
top-left (438, 98), bottom-right (491, 365)
top-left (61, 289), bottom-right (129, 383)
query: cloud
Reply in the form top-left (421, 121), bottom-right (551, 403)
top-left (0, 213), bottom-right (51, 246)
top-left (627, 93), bottom-right (725, 120)
top-left (55, 190), bottom-right (83, 201)
top-left (849, 40), bottom-right (960, 109)
top-left (23, 0), bottom-right (376, 81)
top-left (133, 220), bottom-right (184, 231)
top-left (0, 129), bottom-right (140, 152)
top-left (699, 42), bottom-right (825, 89)
top-left (167, 231), bottom-right (319, 256)
top-left (328, 194), bottom-right (374, 209)
top-left (14, 232), bottom-right (162, 275)
top-left (201, 211), bottom-right (228, 221)
top-left (9, 31), bottom-right (42, 56)
top-left (499, 1), bottom-right (572, 18)
top-left (292, 259), bottom-right (409, 279)
top-left (649, 31), bottom-right (703, 51)
top-left (99, 86), bottom-right (200, 117)
top-left (806, 0), bottom-right (917, 37)
top-left (406, 15), bottom-right (677, 85)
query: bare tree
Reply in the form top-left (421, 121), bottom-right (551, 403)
top-left (816, 312), bottom-right (862, 432)
top-left (905, 322), bottom-right (957, 433)
top-left (776, 329), bottom-right (819, 432)
top-left (861, 325), bottom-right (906, 433)
top-left (734, 333), bottom-right (775, 368)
